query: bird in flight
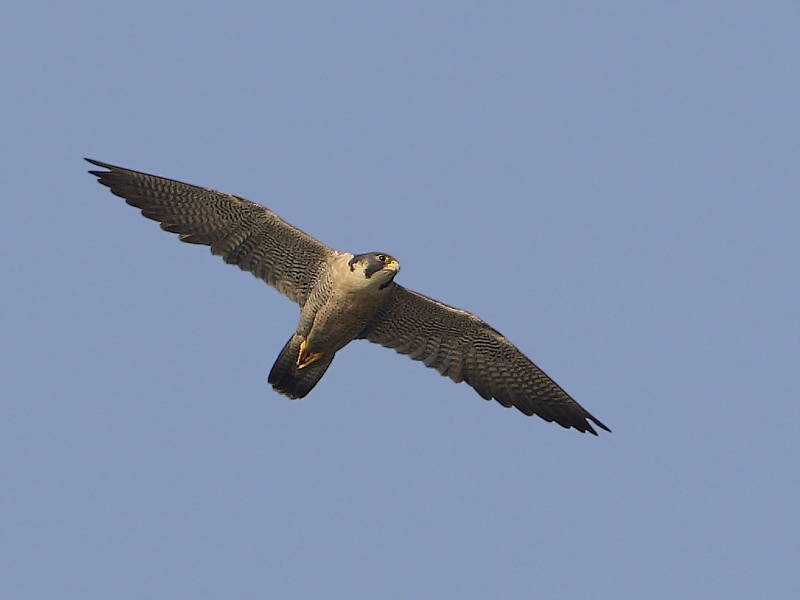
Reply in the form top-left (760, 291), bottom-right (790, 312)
top-left (87, 159), bottom-right (609, 434)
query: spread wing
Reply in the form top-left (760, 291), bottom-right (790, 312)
top-left (87, 159), bottom-right (335, 306)
top-left (360, 285), bottom-right (610, 434)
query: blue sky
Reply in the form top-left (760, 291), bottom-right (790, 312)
top-left (1, 1), bottom-right (798, 598)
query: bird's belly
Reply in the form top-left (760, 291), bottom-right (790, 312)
top-left (305, 290), bottom-right (385, 353)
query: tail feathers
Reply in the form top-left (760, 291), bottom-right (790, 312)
top-left (268, 335), bottom-right (335, 399)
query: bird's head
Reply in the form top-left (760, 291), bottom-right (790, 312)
top-left (348, 252), bottom-right (401, 289)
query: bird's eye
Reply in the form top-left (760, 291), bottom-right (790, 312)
top-left (378, 254), bottom-right (387, 262)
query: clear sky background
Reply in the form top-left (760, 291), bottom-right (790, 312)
top-left (1, 2), bottom-right (798, 598)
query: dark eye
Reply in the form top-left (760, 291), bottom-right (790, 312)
top-left (377, 254), bottom-right (387, 262)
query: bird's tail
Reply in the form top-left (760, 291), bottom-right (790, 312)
top-left (268, 335), bottom-right (336, 399)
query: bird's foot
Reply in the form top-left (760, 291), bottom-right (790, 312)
top-left (297, 340), bottom-right (325, 369)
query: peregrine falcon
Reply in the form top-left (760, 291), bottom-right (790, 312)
top-left (87, 159), bottom-right (609, 435)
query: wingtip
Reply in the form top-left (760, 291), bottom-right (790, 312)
top-left (85, 157), bottom-right (112, 171)
top-left (584, 416), bottom-right (611, 435)
top-left (565, 413), bottom-right (610, 435)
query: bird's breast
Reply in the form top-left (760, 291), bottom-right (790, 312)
top-left (303, 257), bottom-right (392, 353)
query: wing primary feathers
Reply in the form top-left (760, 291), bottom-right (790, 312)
top-left (360, 285), bottom-right (610, 434)
top-left (86, 158), bottom-right (335, 307)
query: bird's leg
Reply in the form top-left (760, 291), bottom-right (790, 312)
top-left (296, 340), bottom-right (325, 369)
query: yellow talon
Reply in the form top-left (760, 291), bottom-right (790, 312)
top-left (297, 340), bottom-right (325, 369)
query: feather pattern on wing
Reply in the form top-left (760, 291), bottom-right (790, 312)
top-left (359, 285), bottom-right (610, 434)
top-left (86, 159), bottom-right (334, 306)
